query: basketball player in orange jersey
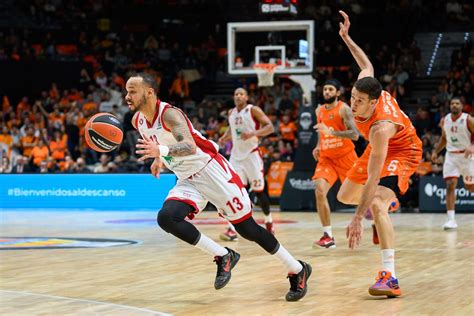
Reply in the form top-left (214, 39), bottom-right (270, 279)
top-left (336, 11), bottom-right (422, 297)
top-left (218, 88), bottom-right (275, 241)
top-left (127, 73), bottom-right (311, 301)
top-left (432, 97), bottom-right (474, 230)
top-left (312, 79), bottom-right (359, 248)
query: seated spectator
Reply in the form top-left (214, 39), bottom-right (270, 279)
top-left (30, 138), bottom-right (49, 169)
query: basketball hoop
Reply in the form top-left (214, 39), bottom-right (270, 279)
top-left (253, 63), bottom-right (277, 87)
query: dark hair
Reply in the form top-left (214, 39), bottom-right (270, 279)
top-left (450, 97), bottom-right (462, 103)
top-left (324, 79), bottom-right (342, 90)
top-left (130, 72), bottom-right (159, 95)
top-left (354, 77), bottom-right (382, 100)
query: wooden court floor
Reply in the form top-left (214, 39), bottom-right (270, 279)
top-left (0, 210), bottom-right (473, 315)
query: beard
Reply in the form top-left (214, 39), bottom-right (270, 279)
top-left (130, 95), bottom-right (147, 113)
top-left (323, 95), bottom-right (337, 104)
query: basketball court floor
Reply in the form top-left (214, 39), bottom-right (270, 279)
top-left (1, 210), bottom-right (473, 315)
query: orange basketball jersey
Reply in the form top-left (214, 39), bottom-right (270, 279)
top-left (318, 100), bottom-right (355, 158)
top-left (354, 91), bottom-right (421, 152)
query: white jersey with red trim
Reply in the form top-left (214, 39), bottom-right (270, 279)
top-left (134, 101), bottom-right (219, 179)
top-left (444, 113), bottom-right (472, 152)
top-left (229, 104), bottom-right (260, 160)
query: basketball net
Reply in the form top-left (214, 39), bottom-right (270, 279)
top-left (253, 63), bottom-right (277, 87)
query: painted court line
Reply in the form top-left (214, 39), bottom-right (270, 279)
top-left (0, 290), bottom-right (172, 316)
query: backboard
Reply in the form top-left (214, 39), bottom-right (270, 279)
top-left (227, 20), bottom-right (314, 75)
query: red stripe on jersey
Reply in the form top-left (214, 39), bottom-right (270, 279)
top-left (161, 104), bottom-right (172, 132)
top-left (250, 106), bottom-right (261, 130)
top-left (214, 154), bottom-right (246, 193)
top-left (133, 112), bottom-right (139, 130)
top-left (229, 211), bottom-right (253, 224)
top-left (146, 100), bottom-right (161, 128)
top-left (175, 108), bottom-right (218, 157)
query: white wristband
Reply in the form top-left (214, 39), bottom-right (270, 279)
top-left (159, 145), bottom-right (170, 157)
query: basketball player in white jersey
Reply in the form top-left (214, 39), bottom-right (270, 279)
top-left (432, 97), bottom-right (474, 229)
top-left (218, 88), bottom-right (275, 241)
top-left (127, 73), bottom-right (311, 301)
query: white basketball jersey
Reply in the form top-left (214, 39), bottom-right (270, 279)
top-left (229, 104), bottom-right (259, 160)
top-left (134, 101), bottom-right (219, 179)
top-left (444, 113), bottom-right (472, 152)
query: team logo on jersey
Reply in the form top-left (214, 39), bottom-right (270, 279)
top-left (329, 114), bottom-right (334, 120)
top-left (163, 155), bottom-right (173, 164)
top-left (450, 136), bottom-right (458, 143)
top-left (139, 118), bottom-right (144, 125)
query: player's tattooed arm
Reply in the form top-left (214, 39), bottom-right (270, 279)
top-left (163, 108), bottom-right (197, 157)
top-left (336, 104), bottom-right (360, 140)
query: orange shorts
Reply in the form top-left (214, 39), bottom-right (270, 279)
top-left (312, 150), bottom-right (358, 186)
top-left (346, 144), bottom-right (422, 195)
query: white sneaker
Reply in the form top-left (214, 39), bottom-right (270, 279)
top-left (443, 219), bottom-right (458, 230)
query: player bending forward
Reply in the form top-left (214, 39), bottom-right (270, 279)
top-left (126, 73), bottom-right (311, 301)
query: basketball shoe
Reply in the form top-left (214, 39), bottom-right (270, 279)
top-left (389, 199), bottom-right (400, 212)
top-left (368, 270), bottom-right (401, 297)
top-left (219, 228), bottom-right (238, 241)
top-left (286, 260), bottom-right (312, 301)
top-left (214, 247), bottom-right (240, 290)
top-left (313, 233), bottom-right (336, 249)
top-left (372, 224), bottom-right (379, 245)
top-left (265, 222), bottom-right (275, 235)
top-left (443, 219), bottom-right (458, 230)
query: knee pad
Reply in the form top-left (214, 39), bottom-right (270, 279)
top-left (157, 200), bottom-right (194, 233)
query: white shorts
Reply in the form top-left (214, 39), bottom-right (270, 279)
top-left (443, 152), bottom-right (474, 183)
top-left (230, 149), bottom-right (265, 192)
top-left (165, 154), bottom-right (252, 224)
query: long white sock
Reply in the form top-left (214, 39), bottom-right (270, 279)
top-left (273, 244), bottom-right (302, 274)
top-left (323, 226), bottom-right (332, 238)
top-left (264, 214), bottom-right (273, 223)
top-left (447, 210), bottom-right (455, 221)
top-left (195, 234), bottom-right (228, 257)
top-left (227, 222), bottom-right (236, 231)
top-left (381, 249), bottom-right (396, 278)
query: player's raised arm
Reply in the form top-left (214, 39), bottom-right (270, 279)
top-left (338, 10), bottom-right (374, 79)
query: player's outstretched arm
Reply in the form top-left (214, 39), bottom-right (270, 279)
top-left (338, 10), bottom-right (374, 79)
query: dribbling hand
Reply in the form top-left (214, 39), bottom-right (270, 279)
top-left (338, 10), bottom-right (351, 39)
top-left (136, 137), bottom-right (160, 161)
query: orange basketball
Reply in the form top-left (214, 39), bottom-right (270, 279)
top-left (85, 113), bottom-right (123, 152)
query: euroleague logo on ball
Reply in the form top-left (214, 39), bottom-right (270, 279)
top-left (85, 113), bottom-right (124, 152)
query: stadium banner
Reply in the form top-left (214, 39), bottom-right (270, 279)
top-left (419, 176), bottom-right (474, 212)
top-left (0, 174), bottom-right (176, 210)
top-left (266, 161), bottom-right (294, 197)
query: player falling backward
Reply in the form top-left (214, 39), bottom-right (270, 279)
top-left (218, 88), bottom-right (275, 241)
top-left (432, 97), bottom-right (474, 230)
top-left (336, 11), bottom-right (422, 297)
top-left (126, 73), bottom-right (311, 301)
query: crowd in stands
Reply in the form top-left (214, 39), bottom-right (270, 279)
top-left (1, 0), bottom-right (473, 210)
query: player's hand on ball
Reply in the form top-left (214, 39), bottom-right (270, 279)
top-left (150, 158), bottom-right (163, 179)
top-left (136, 137), bottom-right (160, 161)
top-left (346, 216), bottom-right (363, 249)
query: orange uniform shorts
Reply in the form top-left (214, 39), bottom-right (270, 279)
top-left (312, 150), bottom-right (358, 186)
top-left (346, 144), bottom-right (422, 195)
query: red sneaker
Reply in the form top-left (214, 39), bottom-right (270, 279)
top-left (219, 228), bottom-right (238, 241)
top-left (313, 232), bottom-right (336, 249)
top-left (372, 224), bottom-right (379, 245)
top-left (389, 199), bottom-right (400, 213)
top-left (265, 222), bottom-right (275, 235)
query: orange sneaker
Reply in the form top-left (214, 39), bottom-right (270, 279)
top-left (368, 270), bottom-right (401, 297)
top-left (372, 224), bottom-right (379, 245)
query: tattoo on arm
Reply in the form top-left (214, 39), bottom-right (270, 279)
top-left (164, 108), bottom-right (197, 157)
top-left (332, 105), bottom-right (359, 140)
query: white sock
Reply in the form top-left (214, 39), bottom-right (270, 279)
top-left (227, 222), bottom-right (236, 231)
top-left (195, 234), bottom-right (228, 257)
top-left (381, 249), bottom-right (396, 278)
top-left (264, 214), bottom-right (273, 224)
top-left (447, 210), bottom-right (455, 221)
top-left (323, 226), bottom-right (332, 238)
top-left (273, 244), bottom-right (303, 274)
